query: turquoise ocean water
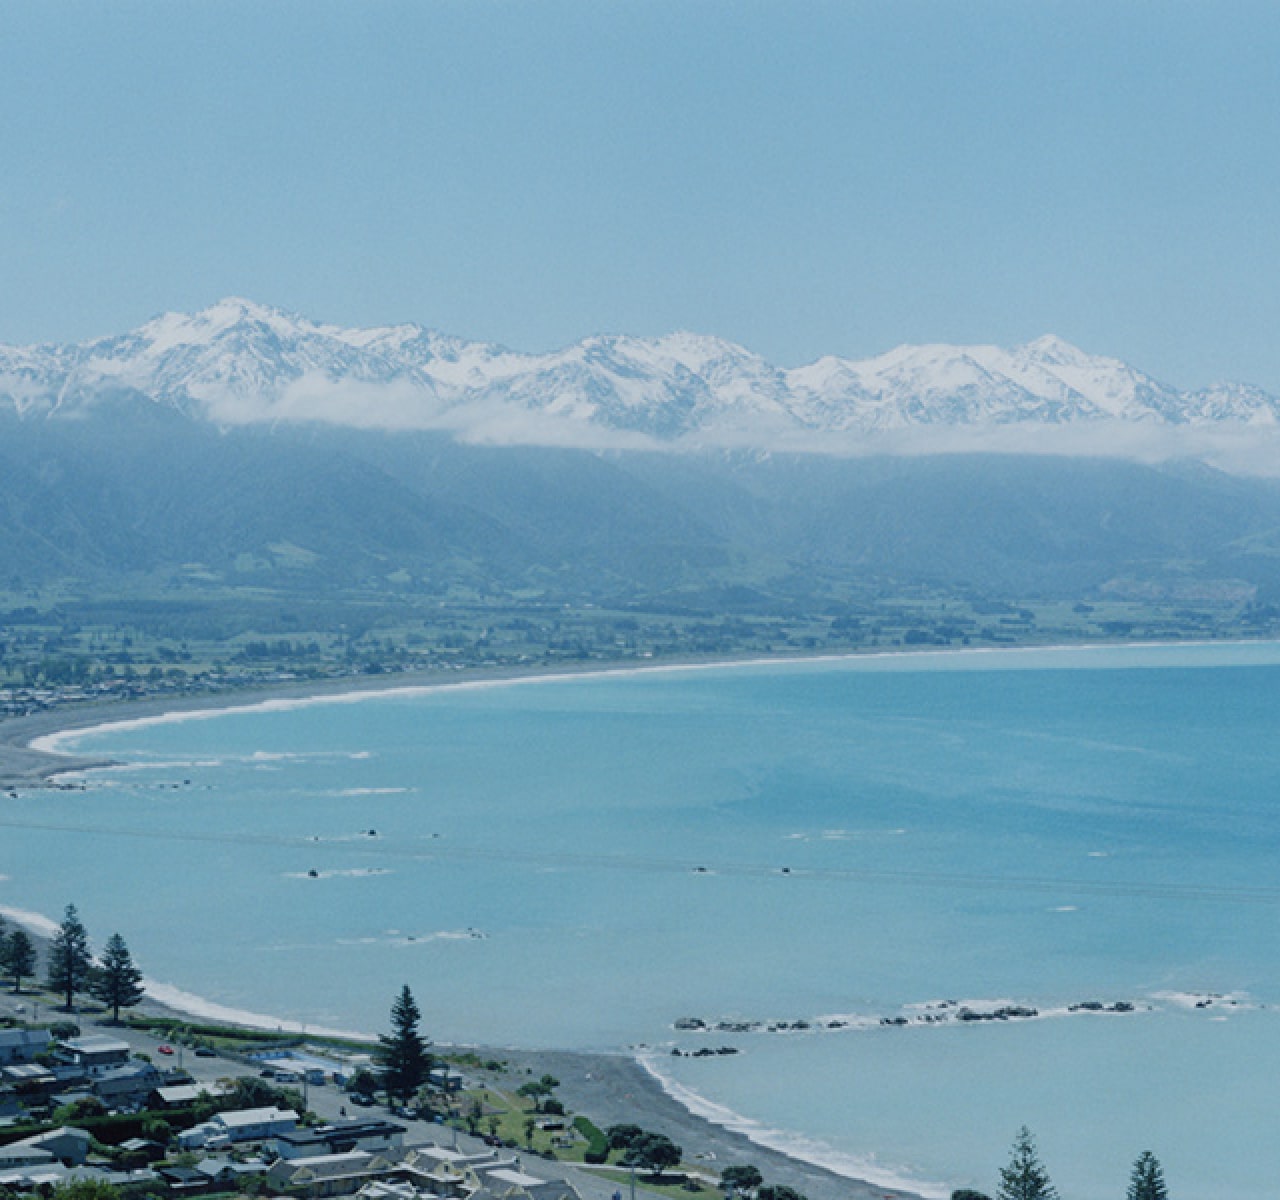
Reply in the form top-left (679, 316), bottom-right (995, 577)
top-left (4, 643), bottom-right (1280, 1198)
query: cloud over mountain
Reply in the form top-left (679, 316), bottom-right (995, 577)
top-left (3, 299), bottom-right (1279, 469)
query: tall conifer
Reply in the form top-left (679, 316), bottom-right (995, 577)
top-left (1127, 1151), bottom-right (1169, 1200)
top-left (47, 904), bottom-right (93, 1010)
top-left (0, 929), bottom-right (37, 992)
top-left (997, 1128), bottom-right (1058, 1200)
top-left (377, 985), bottom-right (432, 1105)
top-left (91, 932), bottom-right (145, 1022)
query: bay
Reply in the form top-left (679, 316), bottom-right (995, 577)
top-left (5, 642), bottom-right (1280, 1198)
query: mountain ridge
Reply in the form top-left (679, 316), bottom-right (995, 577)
top-left (2, 300), bottom-right (1276, 450)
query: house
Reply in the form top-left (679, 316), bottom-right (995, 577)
top-left (150, 1080), bottom-right (233, 1109)
top-left (91, 1061), bottom-right (163, 1109)
top-left (0, 1030), bottom-right (52, 1066)
top-left (0, 1142), bottom-right (55, 1172)
top-left (158, 1164), bottom-right (212, 1195)
top-left (1, 1062), bottom-right (57, 1096)
top-left (475, 1168), bottom-right (581, 1200)
top-left (355, 1181), bottom-right (424, 1200)
top-left (179, 1104), bottom-right (299, 1148)
top-left (0, 1126), bottom-right (92, 1168)
top-left (392, 1147), bottom-right (513, 1199)
top-left (271, 1118), bottom-right (407, 1160)
top-left (0, 1160), bottom-right (72, 1192)
top-left (214, 1103), bottom-right (299, 1142)
top-left (194, 1156), bottom-right (269, 1190)
top-left (266, 1149), bottom-right (396, 1198)
top-left (56, 1035), bottom-right (131, 1073)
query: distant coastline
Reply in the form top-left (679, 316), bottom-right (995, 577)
top-left (9, 635), bottom-right (1278, 790)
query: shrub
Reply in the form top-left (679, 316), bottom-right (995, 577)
top-left (575, 1116), bottom-right (609, 1164)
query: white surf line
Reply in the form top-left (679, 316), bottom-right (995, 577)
top-left (637, 1050), bottom-right (951, 1199)
top-left (30, 637), bottom-right (1280, 757)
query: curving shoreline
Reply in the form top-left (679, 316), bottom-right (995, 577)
top-left (0, 654), bottom-right (952, 1200)
top-left (7, 637), bottom-right (1277, 1200)
top-left (0, 900), bottom-right (933, 1200)
top-left (7, 634), bottom-right (1273, 789)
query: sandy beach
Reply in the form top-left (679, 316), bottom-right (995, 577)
top-left (0, 660), bottom-right (931, 1200)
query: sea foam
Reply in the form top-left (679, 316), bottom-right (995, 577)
top-left (637, 1052), bottom-right (951, 1199)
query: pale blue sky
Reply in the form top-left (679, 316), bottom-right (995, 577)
top-left (4, 1), bottom-right (1280, 388)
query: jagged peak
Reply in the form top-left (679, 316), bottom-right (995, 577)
top-left (1017, 333), bottom-right (1094, 363)
top-left (128, 297), bottom-right (321, 355)
top-left (5, 300), bottom-right (1280, 447)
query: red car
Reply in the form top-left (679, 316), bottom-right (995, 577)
top-left (157, 1044), bottom-right (175, 1055)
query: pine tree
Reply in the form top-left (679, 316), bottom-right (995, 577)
top-left (997, 1127), bottom-right (1058, 1200)
top-left (376, 984), bottom-right (432, 1105)
top-left (1127, 1151), bottom-right (1169, 1200)
top-left (47, 904), bottom-right (93, 1010)
top-left (90, 932), bottom-right (145, 1022)
top-left (0, 929), bottom-right (38, 992)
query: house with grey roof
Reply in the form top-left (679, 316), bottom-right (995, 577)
top-left (475, 1168), bottom-right (581, 1200)
top-left (91, 1061), bottom-right (163, 1109)
top-left (56, 1035), bottom-right (131, 1072)
top-left (0, 1029), bottom-right (52, 1066)
top-left (266, 1149), bottom-right (397, 1198)
top-left (150, 1080), bottom-right (233, 1109)
top-left (179, 1104), bottom-right (299, 1149)
top-left (21, 1126), bottom-right (92, 1166)
top-left (0, 1142), bottom-right (55, 1172)
top-left (271, 1117), bottom-right (406, 1160)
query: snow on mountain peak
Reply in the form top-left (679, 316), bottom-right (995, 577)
top-left (1018, 333), bottom-right (1092, 364)
top-left (2, 301), bottom-right (1278, 453)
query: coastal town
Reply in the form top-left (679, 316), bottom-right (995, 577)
top-left (0, 909), bottom-right (884, 1200)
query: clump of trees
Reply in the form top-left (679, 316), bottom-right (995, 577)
top-left (720, 1165), bottom-right (763, 1194)
top-left (757, 1188), bottom-right (806, 1200)
top-left (718, 1164), bottom-right (806, 1200)
top-left (42, 904), bottom-right (145, 1021)
top-left (606, 1124), bottom-right (683, 1177)
top-left (518, 1073), bottom-right (562, 1114)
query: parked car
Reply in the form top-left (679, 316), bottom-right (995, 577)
top-left (194, 1047), bottom-right (216, 1058)
top-left (157, 1044), bottom-right (175, 1056)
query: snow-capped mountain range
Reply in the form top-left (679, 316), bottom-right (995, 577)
top-left (1, 298), bottom-right (1276, 449)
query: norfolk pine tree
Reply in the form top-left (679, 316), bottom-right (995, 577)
top-left (91, 932), bottom-right (145, 1022)
top-left (997, 1127), bottom-right (1058, 1200)
top-left (1127, 1151), bottom-right (1169, 1200)
top-left (47, 904), bottom-right (93, 1010)
top-left (377, 984), bottom-right (432, 1105)
top-left (1, 928), bottom-right (37, 992)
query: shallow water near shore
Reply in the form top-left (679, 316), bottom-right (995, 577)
top-left (5, 643), bottom-right (1280, 1197)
